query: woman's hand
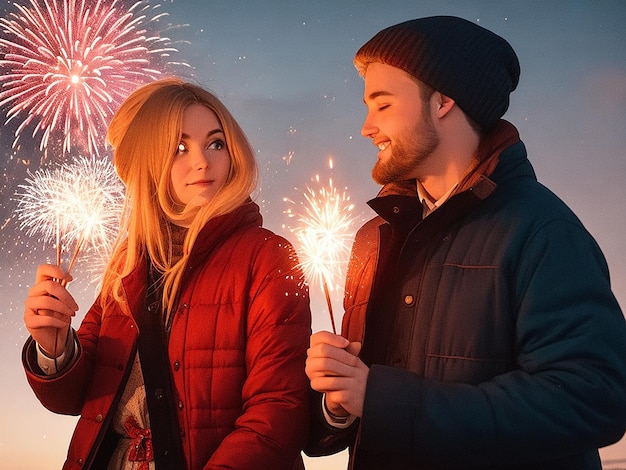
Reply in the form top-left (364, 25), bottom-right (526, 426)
top-left (23, 264), bottom-right (79, 356)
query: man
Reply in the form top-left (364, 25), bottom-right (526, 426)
top-left (304, 16), bottom-right (626, 469)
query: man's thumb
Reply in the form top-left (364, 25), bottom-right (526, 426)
top-left (346, 341), bottom-right (362, 356)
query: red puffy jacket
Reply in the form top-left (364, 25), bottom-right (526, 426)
top-left (23, 201), bottom-right (312, 469)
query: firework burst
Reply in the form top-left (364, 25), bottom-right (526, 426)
top-left (0, 0), bottom-right (186, 158)
top-left (284, 160), bottom-right (357, 333)
top-left (14, 155), bottom-right (125, 277)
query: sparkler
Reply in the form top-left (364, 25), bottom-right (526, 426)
top-left (15, 155), bottom-right (124, 358)
top-left (14, 155), bottom-right (125, 279)
top-left (285, 159), bottom-right (357, 334)
top-left (0, 0), bottom-right (187, 158)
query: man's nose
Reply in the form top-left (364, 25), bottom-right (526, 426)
top-left (360, 113), bottom-right (377, 138)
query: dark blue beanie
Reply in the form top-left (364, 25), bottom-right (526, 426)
top-left (354, 16), bottom-right (520, 130)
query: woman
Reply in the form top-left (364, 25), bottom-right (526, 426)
top-left (22, 78), bottom-right (311, 469)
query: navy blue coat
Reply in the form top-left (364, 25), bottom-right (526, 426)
top-left (306, 121), bottom-right (626, 469)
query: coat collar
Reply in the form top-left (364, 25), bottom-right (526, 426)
top-left (186, 199), bottom-right (262, 268)
top-left (368, 119), bottom-right (521, 223)
top-left (120, 200), bottom-right (263, 309)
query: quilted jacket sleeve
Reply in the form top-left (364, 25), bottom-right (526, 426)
top-left (22, 298), bottom-right (105, 416)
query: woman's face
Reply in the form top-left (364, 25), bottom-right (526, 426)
top-left (170, 104), bottom-right (231, 207)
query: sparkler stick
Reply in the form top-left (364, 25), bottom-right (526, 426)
top-left (56, 214), bottom-right (62, 267)
top-left (285, 159), bottom-right (357, 334)
top-left (322, 279), bottom-right (337, 334)
top-left (65, 234), bottom-right (87, 278)
top-left (58, 231), bottom-right (87, 288)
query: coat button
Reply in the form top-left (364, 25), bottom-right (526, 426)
top-left (178, 400), bottom-right (184, 410)
top-left (96, 414), bottom-right (103, 423)
top-left (173, 361), bottom-right (180, 371)
top-left (404, 295), bottom-right (414, 305)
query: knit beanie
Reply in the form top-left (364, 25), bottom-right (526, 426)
top-left (354, 16), bottom-right (520, 130)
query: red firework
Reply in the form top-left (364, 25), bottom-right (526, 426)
top-left (0, 0), bottom-right (185, 158)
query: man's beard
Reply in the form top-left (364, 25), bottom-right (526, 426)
top-left (372, 114), bottom-right (439, 185)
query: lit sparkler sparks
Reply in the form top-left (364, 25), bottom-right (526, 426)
top-left (0, 0), bottom-right (186, 158)
top-left (285, 160), bottom-right (357, 333)
top-left (14, 155), bottom-right (125, 278)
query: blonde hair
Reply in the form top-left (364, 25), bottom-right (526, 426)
top-left (102, 78), bottom-right (258, 315)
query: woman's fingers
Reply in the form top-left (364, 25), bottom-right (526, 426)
top-left (23, 264), bottom-right (79, 354)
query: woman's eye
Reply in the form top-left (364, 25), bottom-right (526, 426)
top-left (208, 139), bottom-right (225, 151)
top-left (177, 143), bottom-right (187, 154)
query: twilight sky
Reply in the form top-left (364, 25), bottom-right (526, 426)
top-left (1, 1), bottom-right (625, 468)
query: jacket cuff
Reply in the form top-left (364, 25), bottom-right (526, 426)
top-left (23, 330), bottom-right (79, 378)
top-left (359, 364), bottom-right (422, 453)
top-left (322, 394), bottom-right (358, 429)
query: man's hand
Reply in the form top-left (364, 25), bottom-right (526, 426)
top-left (306, 330), bottom-right (369, 418)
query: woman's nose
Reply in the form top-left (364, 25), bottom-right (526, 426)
top-left (191, 149), bottom-right (209, 170)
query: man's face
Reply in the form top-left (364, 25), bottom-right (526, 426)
top-left (361, 62), bottom-right (439, 185)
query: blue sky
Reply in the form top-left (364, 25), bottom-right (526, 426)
top-left (1, 1), bottom-right (625, 468)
